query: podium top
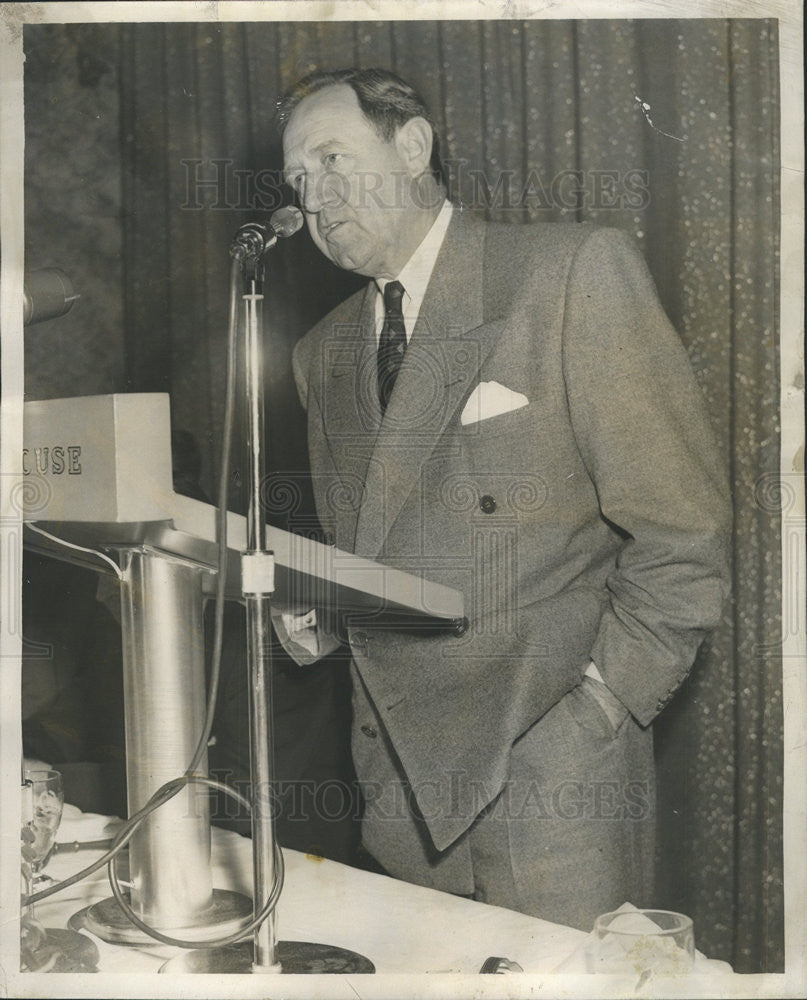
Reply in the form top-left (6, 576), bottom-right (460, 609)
top-left (23, 394), bottom-right (464, 626)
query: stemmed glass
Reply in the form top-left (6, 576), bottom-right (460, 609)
top-left (21, 770), bottom-right (64, 912)
top-left (20, 768), bottom-right (100, 972)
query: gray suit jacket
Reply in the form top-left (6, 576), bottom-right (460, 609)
top-left (291, 209), bottom-right (731, 878)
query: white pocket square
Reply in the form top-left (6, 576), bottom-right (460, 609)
top-left (460, 381), bottom-right (529, 426)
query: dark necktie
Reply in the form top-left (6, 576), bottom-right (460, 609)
top-left (377, 280), bottom-right (407, 414)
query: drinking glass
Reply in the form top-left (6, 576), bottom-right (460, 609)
top-left (587, 909), bottom-right (695, 976)
top-left (21, 769), bottom-right (64, 908)
top-left (19, 769), bottom-right (100, 972)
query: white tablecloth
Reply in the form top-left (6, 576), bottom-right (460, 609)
top-left (35, 804), bottom-right (586, 975)
top-left (24, 803), bottom-right (736, 997)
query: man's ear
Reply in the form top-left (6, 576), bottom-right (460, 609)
top-left (394, 116), bottom-right (434, 177)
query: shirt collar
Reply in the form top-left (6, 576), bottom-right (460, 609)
top-left (375, 200), bottom-right (453, 308)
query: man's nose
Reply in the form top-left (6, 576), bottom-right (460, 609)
top-left (302, 172), bottom-right (349, 214)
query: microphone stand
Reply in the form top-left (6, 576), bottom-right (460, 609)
top-left (165, 221), bottom-right (373, 974)
top-left (240, 245), bottom-right (281, 972)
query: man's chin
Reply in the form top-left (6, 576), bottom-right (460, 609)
top-left (324, 246), bottom-right (372, 275)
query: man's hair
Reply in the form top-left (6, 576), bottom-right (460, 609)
top-left (275, 67), bottom-right (446, 186)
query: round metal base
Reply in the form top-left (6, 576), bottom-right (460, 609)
top-left (159, 940), bottom-right (375, 974)
top-left (69, 890), bottom-right (252, 945)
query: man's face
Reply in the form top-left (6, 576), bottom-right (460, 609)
top-left (282, 85), bottom-right (417, 279)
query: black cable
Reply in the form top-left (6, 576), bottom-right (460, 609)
top-left (106, 776), bottom-right (284, 950)
top-left (187, 258), bottom-right (240, 776)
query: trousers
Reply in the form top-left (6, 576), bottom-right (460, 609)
top-left (465, 675), bottom-right (656, 930)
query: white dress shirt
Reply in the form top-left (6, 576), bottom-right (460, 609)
top-left (373, 199), bottom-right (453, 344)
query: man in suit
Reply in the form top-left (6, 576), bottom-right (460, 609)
top-left (273, 67), bottom-right (731, 930)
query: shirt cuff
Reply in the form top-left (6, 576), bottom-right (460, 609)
top-left (280, 608), bottom-right (320, 658)
top-left (272, 606), bottom-right (343, 665)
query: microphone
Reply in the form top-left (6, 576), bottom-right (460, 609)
top-left (270, 206), bottom-right (305, 238)
top-left (230, 206), bottom-right (304, 261)
top-left (24, 268), bottom-right (79, 326)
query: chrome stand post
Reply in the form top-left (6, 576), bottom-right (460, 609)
top-left (75, 547), bottom-right (251, 943)
top-left (241, 257), bottom-right (281, 973)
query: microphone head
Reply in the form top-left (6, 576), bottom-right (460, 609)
top-left (24, 268), bottom-right (79, 326)
top-left (270, 205), bottom-right (304, 238)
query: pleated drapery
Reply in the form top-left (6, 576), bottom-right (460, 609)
top-left (112, 18), bottom-right (782, 972)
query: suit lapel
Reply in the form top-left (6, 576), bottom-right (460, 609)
top-left (319, 284), bottom-right (381, 551)
top-left (353, 210), bottom-right (503, 559)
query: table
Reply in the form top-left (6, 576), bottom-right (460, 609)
top-left (20, 803), bottom-right (735, 998)
top-left (35, 804), bottom-right (586, 975)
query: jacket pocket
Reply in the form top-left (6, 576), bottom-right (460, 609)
top-left (564, 674), bottom-right (630, 740)
top-left (460, 402), bottom-right (535, 441)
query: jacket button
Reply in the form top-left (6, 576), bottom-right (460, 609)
top-left (360, 725), bottom-right (377, 739)
top-left (452, 617), bottom-right (470, 637)
top-left (479, 494), bottom-right (497, 514)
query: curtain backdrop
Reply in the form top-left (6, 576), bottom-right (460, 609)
top-left (111, 18), bottom-right (782, 972)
